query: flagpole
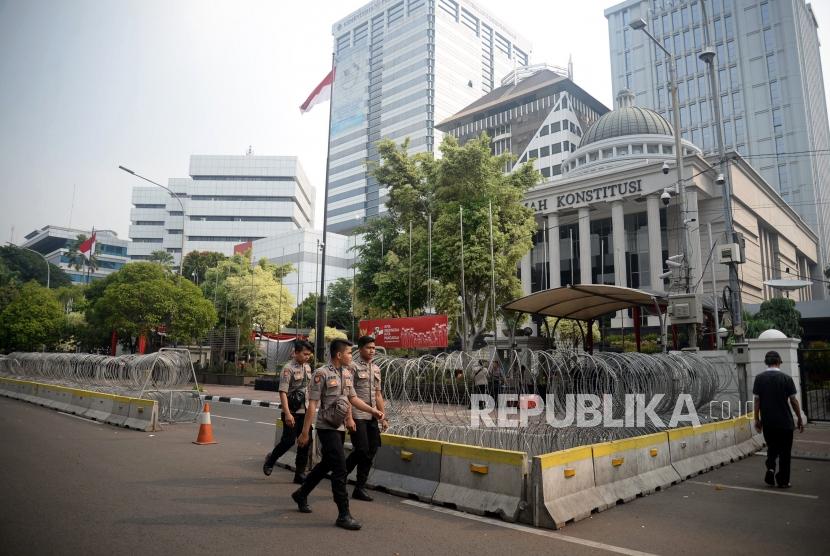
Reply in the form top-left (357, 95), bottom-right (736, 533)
top-left (314, 52), bottom-right (336, 363)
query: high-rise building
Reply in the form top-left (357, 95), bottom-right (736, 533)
top-left (605, 0), bottom-right (830, 267)
top-left (437, 65), bottom-right (609, 179)
top-left (327, 0), bottom-right (531, 233)
top-left (127, 155), bottom-right (315, 265)
top-left (21, 225), bottom-right (129, 284)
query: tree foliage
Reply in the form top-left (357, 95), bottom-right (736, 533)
top-left (0, 245), bottom-right (71, 288)
top-left (293, 293), bottom-right (318, 329)
top-left (66, 234), bottom-right (99, 277)
top-left (148, 249), bottom-right (175, 271)
top-left (85, 262), bottom-right (216, 346)
top-left (182, 251), bottom-right (227, 284)
top-left (354, 134), bottom-right (539, 348)
top-left (0, 282), bottom-right (65, 351)
top-left (745, 298), bottom-right (802, 338)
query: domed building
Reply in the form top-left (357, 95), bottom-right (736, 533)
top-left (440, 75), bottom-right (821, 345)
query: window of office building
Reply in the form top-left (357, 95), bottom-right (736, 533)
top-left (591, 218), bottom-right (614, 285)
top-left (560, 223), bottom-right (580, 286)
top-left (625, 212), bottom-right (650, 289)
top-left (540, 145), bottom-right (550, 157)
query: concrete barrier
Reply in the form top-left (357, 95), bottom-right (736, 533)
top-left (368, 433), bottom-right (442, 502)
top-left (531, 445), bottom-right (603, 529)
top-left (432, 442), bottom-right (528, 522)
top-left (733, 414), bottom-right (760, 458)
top-left (0, 377), bottom-right (158, 431)
top-left (124, 397), bottom-right (159, 431)
top-left (591, 432), bottom-right (680, 510)
top-left (669, 420), bottom-right (738, 479)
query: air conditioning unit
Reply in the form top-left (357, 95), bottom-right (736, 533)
top-left (718, 243), bottom-right (744, 264)
top-left (668, 294), bottom-right (703, 324)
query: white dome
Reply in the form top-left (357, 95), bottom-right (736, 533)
top-left (758, 329), bottom-right (787, 339)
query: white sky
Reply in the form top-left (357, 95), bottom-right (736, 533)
top-left (2, 0), bottom-right (830, 242)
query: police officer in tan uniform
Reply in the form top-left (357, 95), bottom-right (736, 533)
top-left (345, 336), bottom-right (387, 501)
top-left (263, 339), bottom-right (313, 483)
top-left (291, 339), bottom-right (383, 530)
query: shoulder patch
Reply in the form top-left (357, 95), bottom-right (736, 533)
top-left (314, 375), bottom-right (321, 384)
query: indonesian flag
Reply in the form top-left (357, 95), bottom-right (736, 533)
top-left (299, 68), bottom-right (334, 113)
top-left (79, 231), bottom-right (96, 260)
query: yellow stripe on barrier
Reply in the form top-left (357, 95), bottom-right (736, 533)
top-left (381, 433), bottom-right (443, 454)
top-left (0, 378), bottom-right (152, 406)
top-left (591, 432), bottom-right (667, 457)
top-left (538, 445), bottom-right (593, 469)
top-left (668, 418), bottom-right (737, 440)
top-left (441, 441), bottom-right (526, 466)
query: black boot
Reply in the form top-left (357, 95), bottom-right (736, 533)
top-left (291, 489), bottom-right (312, 513)
top-left (293, 472), bottom-right (307, 485)
top-left (263, 453), bottom-right (274, 476)
top-left (336, 511), bottom-right (362, 530)
top-left (352, 487), bottom-right (373, 501)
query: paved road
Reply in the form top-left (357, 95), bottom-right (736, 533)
top-left (2, 396), bottom-right (828, 555)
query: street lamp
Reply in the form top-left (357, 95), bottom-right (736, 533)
top-left (7, 243), bottom-right (50, 288)
top-left (631, 17), bottom-right (697, 348)
top-left (118, 165), bottom-right (186, 276)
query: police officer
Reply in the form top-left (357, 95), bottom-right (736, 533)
top-left (263, 339), bottom-right (313, 483)
top-left (291, 339), bottom-right (383, 530)
top-left (345, 336), bottom-right (387, 502)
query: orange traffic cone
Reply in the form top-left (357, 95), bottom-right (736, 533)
top-left (193, 402), bottom-right (217, 445)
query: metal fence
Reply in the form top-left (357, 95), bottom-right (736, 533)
top-left (375, 348), bottom-right (734, 456)
top-left (0, 348), bottom-right (201, 423)
top-left (798, 348), bottom-right (830, 422)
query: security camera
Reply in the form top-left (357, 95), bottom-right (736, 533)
top-left (658, 270), bottom-right (673, 279)
top-left (716, 173), bottom-right (725, 185)
top-left (661, 189), bottom-right (672, 206)
top-left (665, 259), bottom-right (683, 268)
top-left (662, 161), bottom-right (671, 175)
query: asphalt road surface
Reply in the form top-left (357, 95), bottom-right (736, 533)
top-left (1, 396), bottom-right (828, 555)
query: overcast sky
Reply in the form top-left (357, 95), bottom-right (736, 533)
top-left (2, 0), bottom-right (830, 243)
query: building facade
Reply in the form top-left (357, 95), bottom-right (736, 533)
top-left (327, 0), bottom-right (531, 233)
top-left (605, 0), bottom-right (830, 268)
top-left (21, 225), bottom-right (129, 284)
top-left (127, 155), bottom-right (315, 266)
top-left (251, 229), bottom-right (354, 303)
top-left (519, 95), bottom-right (820, 330)
top-left (437, 66), bottom-right (609, 178)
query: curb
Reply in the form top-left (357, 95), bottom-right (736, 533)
top-left (199, 394), bottom-right (280, 409)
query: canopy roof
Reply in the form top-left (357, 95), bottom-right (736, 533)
top-left (502, 284), bottom-right (663, 321)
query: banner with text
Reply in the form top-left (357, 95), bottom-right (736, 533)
top-left (359, 315), bottom-right (449, 349)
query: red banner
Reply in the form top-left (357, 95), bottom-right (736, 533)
top-left (234, 240), bottom-right (253, 257)
top-left (359, 315), bottom-right (449, 349)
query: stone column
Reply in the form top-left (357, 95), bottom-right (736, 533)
top-left (647, 194), bottom-right (663, 291)
top-left (520, 251), bottom-right (532, 295)
top-left (547, 213), bottom-right (561, 288)
top-left (611, 200), bottom-right (626, 287)
top-left (578, 207), bottom-right (592, 284)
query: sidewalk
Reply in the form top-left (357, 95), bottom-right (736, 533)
top-left (199, 384), bottom-right (281, 407)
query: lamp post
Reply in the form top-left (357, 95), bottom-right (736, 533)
top-left (7, 243), bottom-right (49, 288)
top-left (118, 165), bottom-right (186, 276)
top-left (631, 17), bottom-right (697, 348)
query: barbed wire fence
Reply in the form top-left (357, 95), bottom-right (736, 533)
top-left (0, 348), bottom-right (201, 423)
top-left (377, 348), bottom-right (737, 456)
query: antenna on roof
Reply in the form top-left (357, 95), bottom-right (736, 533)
top-left (246, 145), bottom-right (254, 156)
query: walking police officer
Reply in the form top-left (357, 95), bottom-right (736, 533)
top-left (291, 339), bottom-right (383, 530)
top-left (263, 339), bottom-right (314, 484)
top-left (345, 336), bottom-right (387, 501)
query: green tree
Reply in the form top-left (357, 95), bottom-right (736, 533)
top-left (148, 249), bottom-right (175, 271)
top-left (0, 245), bottom-right (71, 288)
top-left (66, 234), bottom-right (99, 280)
top-left (85, 262), bottom-right (217, 349)
top-left (292, 293), bottom-right (318, 329)
top-left (355, 134), bottom-right (539, 348)
top-left (182, 251), bottom-right (227, 284)
top-left (327, 277), bottom-right (355, 333)
top-left (224, 265), bottom-right (295, 334)
top-left (0, 282), bottom-right (64, 351)
top-left (750, 298), bottom-right (802, 338)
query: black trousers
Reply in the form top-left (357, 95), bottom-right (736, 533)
top-left (298, 429), bottom-right (349, 513)
top-left (473, 384), bottom-right (488, 409)
top-left (346, 418), bottom-right (382, 488)
top-left (763, 426), bottom-right (794, 486)
top-left (265, 411), bottom-right (310, 474)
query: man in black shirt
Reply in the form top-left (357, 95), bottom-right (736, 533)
top-left (752, 350), bottom-right (804, 488)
